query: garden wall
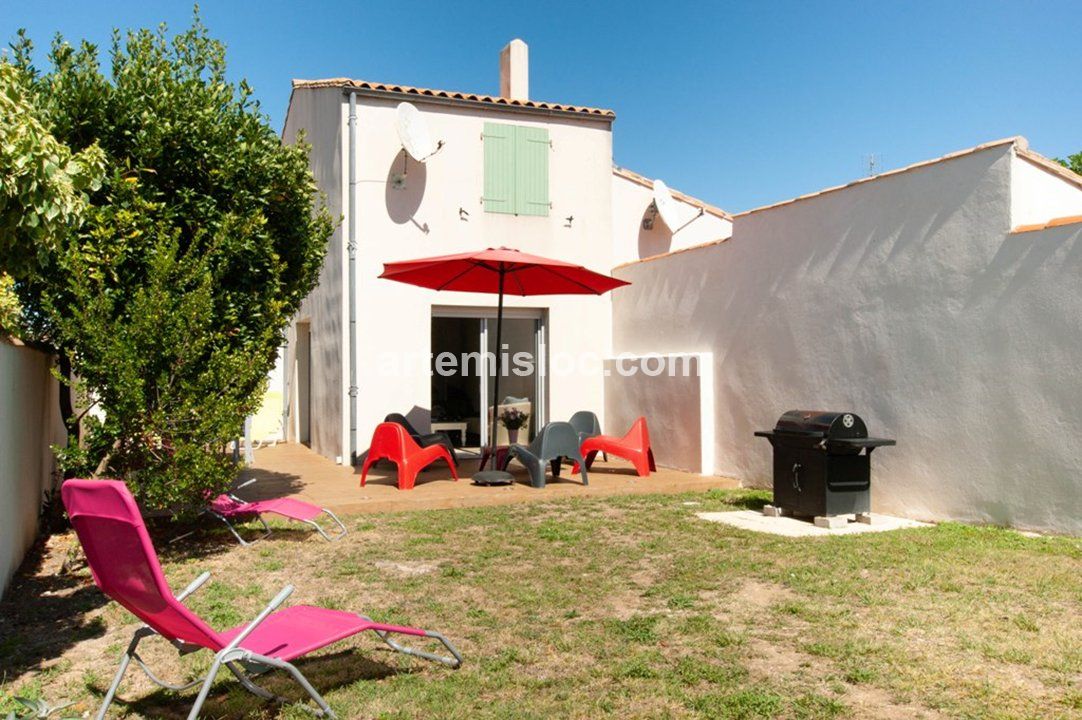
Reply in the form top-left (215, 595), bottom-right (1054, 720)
top-left (604, 353), bottom-right (714, 474)
top-left (0, 341), bottom-right (66, 597)
top-left (612, 140), bottom-right (1082, 534)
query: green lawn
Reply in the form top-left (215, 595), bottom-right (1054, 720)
top-left (2, 489), bottom-right (1079, 719)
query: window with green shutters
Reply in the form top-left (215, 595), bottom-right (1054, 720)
top-left (482, 123), bottom-right (515, 214)
top-left (483, 122), bottom-right (549, 216)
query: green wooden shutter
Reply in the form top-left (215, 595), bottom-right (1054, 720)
top-left (483, 122), bottom-right (515, 214)
top-left (515, 126), bottom-right (549, 216)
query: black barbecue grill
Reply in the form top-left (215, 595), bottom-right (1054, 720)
top-left (755, 411), bottom-right (895, 521)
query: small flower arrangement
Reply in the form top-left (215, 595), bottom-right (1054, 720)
top-left (498, 407), bottom-right (529, 430)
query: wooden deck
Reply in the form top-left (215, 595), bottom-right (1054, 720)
top-left (239, 442), bottom-right (740, 515)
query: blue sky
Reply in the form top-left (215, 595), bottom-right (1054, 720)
top-left (4, 0), bottom-right (1080, 212)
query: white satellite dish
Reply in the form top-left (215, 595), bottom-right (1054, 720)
top-left (396, 102), bottom-right (440, 162)
top-left (652, 179), bottom-right (683, 232)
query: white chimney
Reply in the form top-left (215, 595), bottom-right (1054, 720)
top-left (499, 39), bottom-right (529, 101)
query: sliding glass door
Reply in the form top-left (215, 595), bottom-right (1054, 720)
top-left (431, 308), bottom-right (546, 448)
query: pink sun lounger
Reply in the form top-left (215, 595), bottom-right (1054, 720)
top-left (62, 479), bottom-right (462, 720)
top-left (206, 478), bottom-right (347, 545)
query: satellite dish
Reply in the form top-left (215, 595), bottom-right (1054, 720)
top-left (652, 180), bottom-right (682, 232)
top-left (396, 102), bottom-right (440, 162)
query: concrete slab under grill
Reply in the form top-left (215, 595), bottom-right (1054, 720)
top-left (696, 510), bottom-right (932, 537)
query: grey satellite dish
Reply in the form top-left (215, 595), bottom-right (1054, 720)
top-left (652, 180), bottom-right (683, 232)
top-left (396, 102), bottom-right (441, 162)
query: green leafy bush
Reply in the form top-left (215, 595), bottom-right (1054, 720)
top-left (0, 62), bottom-right (104, 281)
top-left (1057, 152), bottom-right (1082, 176)
top-left (0, 61), bottom-right (104, 337)
top-left (9, 13), bottom-right (332, 509)
top-left (0, 274), bottom-right (19, 334)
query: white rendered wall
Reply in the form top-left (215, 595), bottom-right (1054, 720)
top-left (281, 88), bottom-right (347, 461)
top-left (320, 94), bottom-right (618, 461)
top-left (613, 142), bottom-right (1082, 534)
top-left (1010, 153), bottom-right (1082, 228)
top-left (612, 173), bottom-right (733, 265)
top-left (604, 353), bottom-right (714, 474)
top-left (0, 343), bottom-right (65, 597)
top-left (247, 347), bottom-right (285, 443)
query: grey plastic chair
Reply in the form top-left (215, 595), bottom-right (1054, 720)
top-left (501, 421), bottom-right (588, 489)
top-left (568, 411), bottom-right (608, 462)
top-left (568, 411), bottom-right (601, 441)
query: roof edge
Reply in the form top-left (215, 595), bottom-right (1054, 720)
top-left (612, 166), bottom-right (733, 220)
top-left (613, 236), bottom-right (733, 271)
top-left (292, 78), bottom-right (615, 120)
top-left (612, 137), bottom-right (1033, 271)
top-left (1015, 146), bottom-right (1082, 191)
top-left (1011, 215), bottom-right (1082, 234)
top-left (0, 332), bottom-right (54, 354)
top-left (734, 136), bottom-right (1026, 218)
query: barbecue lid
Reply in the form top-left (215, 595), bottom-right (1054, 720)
top-left (773, 410), bottom-right (867, 440)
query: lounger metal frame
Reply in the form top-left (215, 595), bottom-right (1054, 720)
top-left (208, 479), bottom-right (348, 546)
top-left (96, 572), bottom-right (462, 720)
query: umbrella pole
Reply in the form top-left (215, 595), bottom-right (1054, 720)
top-left (490, 267), bottom-right (505, 460)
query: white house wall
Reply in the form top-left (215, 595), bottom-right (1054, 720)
top-left (0, 343), bottom-right (65, 597)
top-left (1010, 152), bottom-right (1082, 229)
top-left (613, 142), bottom-right (1082, 534)
top-left (281, 88), bottom-right (347, 461)
top-left (348, 96), bottom-right (616, 458)
top-left (612, 173), bottom-right (733, 265)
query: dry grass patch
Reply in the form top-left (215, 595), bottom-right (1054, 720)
top-left (2, 489), bottom-right (1079, 719)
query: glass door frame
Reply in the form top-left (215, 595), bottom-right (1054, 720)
top-left (432, 306), bottom-right (547, 447)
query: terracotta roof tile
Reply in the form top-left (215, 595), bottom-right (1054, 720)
top-left (614, 136), bottom-right (1054, 270)
top-left (1011, 215), bottom-right (1082, 234)
top-left (292, 78), bottom-right (615, 119)
top-left (613, 236), bottom-right (733, 271)
top-left (734, 137), bottom-right (1026, 217)
top-left (1015, 146), bottom-right (1082, 191)
top-left (612, 166), bottom-right (733, 220)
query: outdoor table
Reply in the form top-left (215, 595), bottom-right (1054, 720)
top-left (431, 421), bottom-right (468, 446)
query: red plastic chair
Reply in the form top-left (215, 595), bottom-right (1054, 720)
top-left (575, 417), bottom-right (657, 477)
top-left (61, 479), bottom-right (461, 720)
top-left (360, 422), bottom-right (458, 490)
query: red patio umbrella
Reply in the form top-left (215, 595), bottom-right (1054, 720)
top-left (379, 247), bottom-right (630, 482)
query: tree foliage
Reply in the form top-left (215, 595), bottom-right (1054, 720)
top-left (0, 62), bottom-right (104, 280)
top-left (10, 14), bottom-right (332, 508)
top-left (1058, 152), bottom-right (1082, 177)
top-left (0, 273), bottom-right (19, 333)
top-left (0, 61), bottom-right (104, 335)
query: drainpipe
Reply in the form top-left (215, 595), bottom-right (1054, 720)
top-left (347, 92), bottom-right (359, 464)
